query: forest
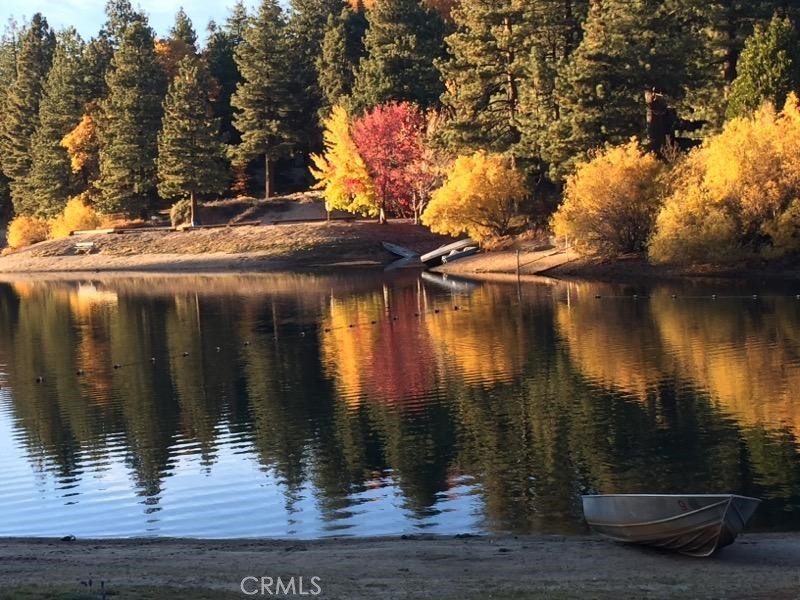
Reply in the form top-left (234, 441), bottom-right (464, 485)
top-left (1, 0), bottom-right (800, 263)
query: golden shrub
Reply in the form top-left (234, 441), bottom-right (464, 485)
top-left (7, 216), bottom-right (51, 249)
top-left (49, 195), bottom-right (104, 240)
top-left (421, 151), bottom-right (525, 243)
top-left (551, 139), bottom-right (666, 257)
top-left (650, 95), bottom-right (800, 263)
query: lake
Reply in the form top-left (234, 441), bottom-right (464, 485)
top-left (1, 272), bottom-right (799, 539)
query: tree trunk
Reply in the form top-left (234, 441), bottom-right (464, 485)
top-left (379, 206), bottom-right (386, 224)
top-left (190, 191), bottom-right (199, 227)
top-left (265, 154), bottom-right (274, 199)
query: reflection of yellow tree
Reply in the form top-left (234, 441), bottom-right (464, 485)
top-left (652, 292), bottom-right (800, 436)
top-left (555, 283), bottom-right (669, 401)
top-left (426, 287), bottom-right (526, 387)
top-left (320, 287), bottom-right (438, 408)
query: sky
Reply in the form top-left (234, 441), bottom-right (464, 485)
top-left (1, 0), bottom-right (248, 41)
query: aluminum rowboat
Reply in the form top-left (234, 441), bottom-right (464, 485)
top-left (582, 494), bottom-right (760, 557)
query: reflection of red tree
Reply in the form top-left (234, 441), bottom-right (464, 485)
top-left (366, 289), bottom-right (438, 406)
top-left (321, 287), bottom-right (437, 410)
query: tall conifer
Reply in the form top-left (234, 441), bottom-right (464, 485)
top-left (26, 29), bottom-right (89, 217)
top-left (98, 21), bottom-right (166, 216)
top-left (542, 0), bottom-right (697, 178)
top-left (726, 16), bottom-right (800, 119)
top-left (317, 7), bottom-right (368, 116)
top-left (231, 0), bottom-right (295, 198)
top-left (0, 14), bottom-right (55, 216)
top-left (205, 3), bottom-right (250, 145)
top-left (350, 0), bottom-right (445, 112)
top-left (0, 19), bottom-right (20, 220)
top-left (288, 0), bottom-right (345, 144)
top-left (158, 56), bottom-right (229, 224)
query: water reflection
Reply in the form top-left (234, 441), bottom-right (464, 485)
top-left (0, 274), bottom-right (799, 538)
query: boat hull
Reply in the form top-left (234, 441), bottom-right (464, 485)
top-left (582, 494), bottom-right (760, 557)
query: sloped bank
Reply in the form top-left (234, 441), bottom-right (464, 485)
top-left (0, 221), bottom-right (452, 274)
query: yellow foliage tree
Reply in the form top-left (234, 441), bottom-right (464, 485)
top-left (49, 194), bottom-right (104, 239)
top-left (650, 95), bottom-right (800, 263)
top-left (309, 105), bottom-right (377, 217)
top-left (421, 151), bottom-right (525, 243)
top-left (551, 139), bottom-right (666, 257)
top-left (7, 216), bottom-right (50, 249)
top-left (61, 113), bottom-right (99, 176)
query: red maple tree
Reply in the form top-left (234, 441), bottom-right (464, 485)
top-left (351, 102), bottom-right (426, 222)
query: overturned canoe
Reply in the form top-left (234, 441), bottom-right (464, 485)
top-left (420, 239), bottom-right (475, 266)
top-left (582, 494), bottom-right (760, 557)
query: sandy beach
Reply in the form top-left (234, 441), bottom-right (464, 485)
top-left (1, 534), bottom-right (799, 599)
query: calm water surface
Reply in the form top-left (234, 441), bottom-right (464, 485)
top-left (1, 272), bottom-right (799, 538)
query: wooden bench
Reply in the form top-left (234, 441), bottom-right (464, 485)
top-left (74, 241), bottom-right (96, 254)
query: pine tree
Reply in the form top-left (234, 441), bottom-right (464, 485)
top-left (0, 18), bottom-right (20, 221)
top-left (158, 56), bottom-right (229, 225)
top-left (101, 0), bottom-right (146, 47)
top-left (205, 2), bottom-right (250, 144)
top-left (170, 8), bottom-right (198, 50)
top-left (231, 0), bottom-right (296, 198)
top-left (317, 7), bottom-right (368, 117)
top-left (350, 0), bottom-right (446, 112)
top-left (0, 14), bottom-right (55, 216)
top-left (97, 21), bottom-right (166, 216)
top-left (438, 0), bottom-right (535, 153)
top-left (684, 0), bottom-right (799, 126)
top-left (287, 0), bottom-right (346, 146)
top-left (156, 10), bottom-right (199, 80)
top-left (83, 34), bottom-right (114, 101)
top-left (25, 29), bottom-right (89, 218)
top-left (726, 16), bottom-right (800, 119)
top-left (542, 0), bottom-right (698, 178)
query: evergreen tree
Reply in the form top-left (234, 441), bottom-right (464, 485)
top-left (350, 0), bottom-right (446, 112)
top-left (0, 19), bottom-right (20, 221)
top-left (25, 29), bottom-right (89, 218)
top-left (158, 56), bottom-right (229, 225)
top-left (439, 0), bottom-right (588, 156)
top-left (317, 7), bottom-right (368, 116)
top-left (231, 0), bottom-right (296, 198)
top-left (438, 0), bottom-right (535, 153)
top-left (170, 7), bottom-right (198, 50)
top-left (542, 0), bottom-right (699, 178)
top-left (685, 0), bottom-right (800, 126)
top-left (0, 18), bottom-right (19, 118)
top-left (288, 0), bottom-right (345, 145)
top-left (0, 14), bottom-right (55, 216)
top-left (83, 34), bottom-right (114, 101)
top-left (205, 2), bottom-right (250, 144)
top-left (156, 10), bottom-right (199, 80)
top-left (101, 0), bottom-right (146, 47)
top-left (98, 21), bottom-right (166, 216)
top-left (726, 16), bottom-right (800, 119)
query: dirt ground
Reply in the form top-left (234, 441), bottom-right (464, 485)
top-left (0, 221), bottom-right (451, 274)
top-left (1, 534), bottom-right (799, 599)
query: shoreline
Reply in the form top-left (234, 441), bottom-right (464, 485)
top-left (0, 222), bottom-right (797, 285)
top-left (2, 533), bottom-right (799, 598)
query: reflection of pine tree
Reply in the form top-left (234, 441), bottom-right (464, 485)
top-left (111, 296), bottom-right (180, 501)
